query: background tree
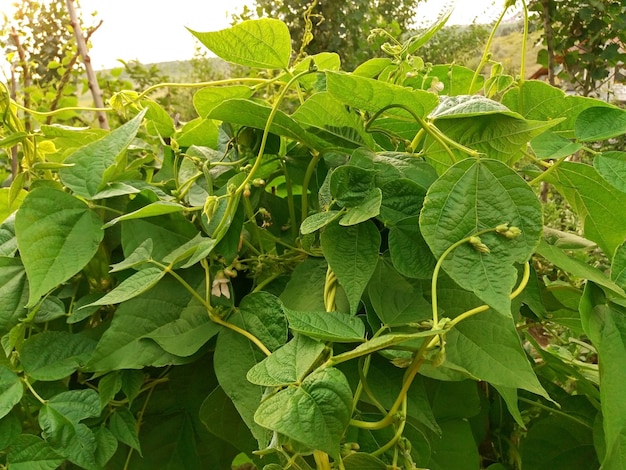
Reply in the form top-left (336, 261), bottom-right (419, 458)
top-left (236, 0), bottom-right (423, 70)
top-left (529, 0), bottom-right (626, 97)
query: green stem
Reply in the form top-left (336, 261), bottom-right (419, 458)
top-left (136, 77), bottom-right (272, 101)
top-left (528, 157), bottom-right (566, 186)
top-left (281, 161), bottom-right (299, 240)
top-left (301, 150), bottom-right (321, 221)
top-left (470, 4), bottom-right (511, 92)
top-left (431, 228), bottom-right (496, 326)
top-left (371, 395), bottom-right (408, 457)
top-left (22, 377), bottom-right (47, 404)
top-left (153, 261), bottom-right (272, 356)
top-left (520, 0), bottom-right (529, 83)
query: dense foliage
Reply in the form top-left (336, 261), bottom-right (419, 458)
top-left (529, 0), bottom-right (626, 96)
top-left (1, 7), bottom-right (626, 470)
top-left (237, 0), bottom-right (422, 70)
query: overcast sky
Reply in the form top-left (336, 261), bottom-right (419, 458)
top-left (1, 0), bottom-right (505, 71)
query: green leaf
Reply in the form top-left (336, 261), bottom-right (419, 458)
top-left (93, 427), bottom-right (117, 468)
top-left (188, 19), bottom-right (291, 70)
top-left (0, 412), bottom-right (21, 449)
top-left (420, 159), bottom-right (542, 315)
top-left (580, 284), bottom-right (626, 470)
top-left (575, 106), bottom-right (626, 142)
top-left (330, 165), bottom-right (376, 207)
top-left (445, 309), bottom-right (550, 398)
top-left (379, 178), bottom-right (426, 225)
top-left (429, 94), bottom-right (516, 119)
top-left (531, 131), bottom-right (583, 160)
top-left (0, 215), bottom-right (18, 257)
top-left (214, 292), bottom-right (287, 446)
top-left (284, 309), bottom-right (365, 343)
top-left (15, 187), bottom-right (104, 307)
top-left (247, 335), bottom-right (326, 386)
top-left (38, 390), bottom-right (100, 468)
top-left (59, 109), bottom-right (146, 199)
top-left (425, 113), bottom-right (557, 171)
top-left (0, 187), bottom-right (27, 223)
top-left (340, 189), bottom-right (382, 226)
top-left (109, 407), bottom-right (142, 455)
top-left (300, 211), bottom-right (341, 235)
top-left (325, 71), bottom-right (439, 121)
top-left (502, 80), bottom-right (608, 138)
top-left (536, 239), bottom-right (624, 296)
top-left (0, 366), bottom-right (23, 420)
top-left (520, 413), bottom-right (598, 470)
top-left (103, 201), bottom-right (188, 228)
top-left (193, 85), bottom-right (254, 118)
top-left (254, 367), bottom-right (352, 459)
top-left (85, 266), bottom-right (165, 307)
top-left (321, 221), bottom-right (381, 314)
top-left (427, 419), bottom-right (479, 470)
top-left (368, 258), bottom-right (431, 327)
top-left (280, 258), bottom-right (349, 314)
top-left (0, 257), bottom-right (29, 335)
top-left (545, 161), bottom-right (626, 258)
top-left (423, 64), bottom-right (483, 95)
top-left (292, 92), bottom-right (376, 150)
top-left (98, 372), bottom-right (122, 409)
top-left (209, 98), bottom-right (306, 142)
top-left (594, 151), bottom-right (626, 193)
top-left (121, 191), bottom-right (198, 262)
top-left (613, 242), bottom-right (626, 290)
top-left (109, 239), bottom-right (153, 272)
top-left (86, 271), bottom-right (207, 371)
top-left (7, 434), bottom-right (64, 470)
top-left (21, 331), bottom-right (96, 381)
top-left (199, 386), bottom-right (258, 454)
top-left (388, 217), bottom-right (436, 279)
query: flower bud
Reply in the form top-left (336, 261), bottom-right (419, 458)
top-left (468, 236), bottom-right (490, 253)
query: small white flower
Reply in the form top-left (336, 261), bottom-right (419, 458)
top-left (211, 271), bottom-right (231, 299)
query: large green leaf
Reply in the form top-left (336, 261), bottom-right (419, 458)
top-left (0, 187), bottom-right (27, 223)
top-left (388, 217), bottom-right (436, 279)
top-left (21, 331), bottom-right (96, 381)
top-left (545, 161), bottom-right (626, 258)
top-left (0, 366), bottom-right (23, 420)
top-left (594, 151), bottom-right (626, 194)
top-left (325, 71), bottom-right (439, 121)
top-left (613, 243), bottom-right (626, 290)
top-left (321, 220), bottom-right (381, 314)
top-left (86, 270), bottom-right (208, 371)
top-left (6, 434), bottom-right (64, 470)
top-left (15, 187), bottom-right (104, 307)
top-left (520, 409), bottom-right (598, 470)
top-left (292, 92), bottom-right (376, 150)
top-left (446, 309), bottom-right (549, 398)
top-left (247, 335), bottom-right (326, 386)
top-left (284, 309), bottom-right (365, 343)
top-left (329, 165), bottom-right (376, 208)
top-left (214, 292), bottom-right (287, 447)
top-left (199, 386), bottom-right (258, 454)
top-left (427, 419), bottom-right (479, 470)
top-left (575, 106), bottom-right (626, 142)
top-left (368, 258), bottom-right (431, 327)
top-left (424, 112), bottom-right (556, 171)
top-left (188, 19), bottom-right (291, 70)
top-left (420, 159), bottom-right (542, 315)
top-left (501, 80), bottom-right (609, 138)
top-left (193, 85), bottom-right (254, 118)
top-left (58, 109), bottom-right (146, 199)
top-left (38, 390), bottom-right (100, 468)
top-left (254, 367), bottom-right (352, 459)
top-left (209, 98), bottom-right (306, 142)
top-left (0, 257), bottom-right (29, 335)
top-left (86, 266), bottom-right (165, 307)
top-left (109, 407), bottom-right (141, 455)
top-left (580, 284), bottom-right (626, 470)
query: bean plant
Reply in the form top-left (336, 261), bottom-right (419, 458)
top-left (0, 7), bottom-right (625, 470)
